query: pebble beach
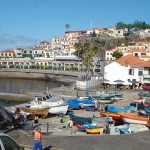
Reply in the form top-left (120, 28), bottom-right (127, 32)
top-left (2, 87), bottom-right (148, 150)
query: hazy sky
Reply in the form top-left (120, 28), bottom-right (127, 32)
top-left (0, 0), bottom-right (150, 50)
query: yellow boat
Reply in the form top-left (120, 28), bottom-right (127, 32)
top-left (86, 128), bottom-right (101, 134)
top-left (97, 99), bottom-right (113, 104)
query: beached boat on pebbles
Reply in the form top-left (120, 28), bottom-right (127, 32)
top-left (119, 112), bottom-right (150, 126)
top-left (20, 106), bottom-right (49, 119)
top-left (25, 94), bottom-right (69, 116)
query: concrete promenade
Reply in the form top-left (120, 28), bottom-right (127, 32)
top-left (0, 68), bottom-right (82, 77)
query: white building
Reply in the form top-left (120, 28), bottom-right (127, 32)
top-left (87, 27), bottom-right (107, 36)
top-left (104, 54), bottom-right (145, 85)
top-left (107, 26), bottom-right (128, 37)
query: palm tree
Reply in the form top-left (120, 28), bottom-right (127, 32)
top-left (65, 24), bottom-right (70, 31)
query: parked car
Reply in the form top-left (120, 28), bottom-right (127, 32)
top-left (0, 133), bottom-right (27, 150)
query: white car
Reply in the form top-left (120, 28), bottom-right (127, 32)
top-left (0, 133), bottom-right (28, 150)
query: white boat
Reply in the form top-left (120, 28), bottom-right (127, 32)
top-left (119, 112), bottom-right (150, 126)
top-left (30, 94), bottom-right (69, 115)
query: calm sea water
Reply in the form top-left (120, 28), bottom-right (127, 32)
top-left (0, 78), bottom-right (71, 94)
top-left (0, 78), bottom-right (72, 106)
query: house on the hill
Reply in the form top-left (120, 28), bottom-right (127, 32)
top-left (104, 54), bottom-right (145, 85)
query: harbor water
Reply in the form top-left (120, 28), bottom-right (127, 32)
top-left (0, 78), bottom-right (72, 94)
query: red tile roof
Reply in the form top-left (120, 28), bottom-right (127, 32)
top-left (115, 54), bottom-right (145, 68)
top-left (144, 59), bottom-right (150, 67)
top-left (2, 50), bottom-right (14, 53)
top-left (91, 27), bottom-right (106, 31)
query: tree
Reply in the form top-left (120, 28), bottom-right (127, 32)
top-left (112, 50), bottom-right (123, 59)
top-left (116, 22), bottom-right (128, 29)
top-left (90, 31), bottom-right (97, 37)
top-left (65, 24), bottom-right (70, 31)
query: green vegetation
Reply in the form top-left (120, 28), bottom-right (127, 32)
top-left (112, 50), bottom-right (123, 59)
top-left (116, 20), bottom-right (150, 30)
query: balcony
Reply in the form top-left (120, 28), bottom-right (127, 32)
top-left (143, 74), bottom-right (150, 79)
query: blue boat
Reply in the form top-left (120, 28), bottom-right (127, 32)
top-left (85, 106), bottom-right (96, 111)
top-left (67, 97), bottom-right (95, 109)
top-left (66, 110), bottom-right (74, 115)
top-left (70, 115), bottom-right (92, 125)
top-left (67, 99), bottom-right (81, 109)
top-left (139, 92), bottom-right (150, 100)
top-left (107, 105), bottom-right (127, 113)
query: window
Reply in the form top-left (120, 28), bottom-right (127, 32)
top-left (129, 69), bottom-right (134, 75)
top-left (46, 95), bottom-right (50, 99)
top-left (138, 71), bottom-right (143, 76)
top-left (0, 136), bottom-right (20, 150)
top-left (43, 97), bottom-right (46, 101)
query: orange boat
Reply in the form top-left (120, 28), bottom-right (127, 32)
top-left (119, 112), bottom-right (150, 126)
top-left (100, 112), bottom-right (121, 120)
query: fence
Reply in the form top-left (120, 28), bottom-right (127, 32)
top-left (76, 76), bottom-right (103, 90)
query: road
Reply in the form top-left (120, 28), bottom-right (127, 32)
top-left (7, 129), bottom-right (150, 150)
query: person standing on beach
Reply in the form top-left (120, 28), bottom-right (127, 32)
top-left (12, 107), bottom-right (22, 129)
top-left (33, 126), bottom-right (43, 150)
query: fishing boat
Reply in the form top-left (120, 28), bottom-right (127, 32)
top-left (93, 115), bottom-right (113, 123)
top-left (119, 112), bottom-right (150, 126)
top-left (67, 98), bottom-right (96, 109)
top-left (107, 105), bottom-right (127, 113)
top-left (70, 115), bottom-right (92, 125)
top-left (95, 91), bottom-right (123, 99)
top-left (100, 112), bottom-right (122, 120)
top-left (75, 124), bottom-right (86, 132)
top-left (27, 95), bottom-right (69, 115)
top-left (29, 100), bottom-right (68, 116)
top-left (97, 99), bottom-right (113, 104)
top-left (85, 106), bottom-right (96, 111)
top-left (86, 127), bottom-right (101, 134)
top-left (138, 92), bottom-right (150, 101)
top-left (20, 106), bottom-right (49, 119)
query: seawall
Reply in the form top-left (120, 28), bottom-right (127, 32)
top-left (0, 71), bottom-right (76, 82)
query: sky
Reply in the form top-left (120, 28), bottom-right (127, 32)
top-left (0, 0), bottom-right (150, 51)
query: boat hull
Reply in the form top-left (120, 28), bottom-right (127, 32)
top-left (98, 100), bottom-right (113, 104)
top-left (20, 106), bottom-right (49, 119)
top-left (100, 112), bottom-right (121, 120)
top-left (119, 112), bottom-right (150, 126)
top-left (48, 104), bottom-right (68, 115)
top-left (86, 128), bottom-right (101, 134)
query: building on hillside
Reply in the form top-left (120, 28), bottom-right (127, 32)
top-left (0, 50), bottom-right (15, 58)
top-left (107, 26), bottom-right (128, 37)
top-left (104, 54), bottom-right (145, 85)
top-left (144, 29), bottom-right (150, 37)
top-left (128, 42), bottom-right (146, 49)
top-left (143, 59), bottom-right (150, 83)
top-left (105, 48), bottom-right (117, 61)
top-left (65, 30), bottom-right (87, 39)
top-left (14, 47), bottom-right (25, 58)
top-left (140, 55), bottom-right (150, 61)
top-left (87, 27), bottom-right (107, 36)
top-left (39, 41), bottom-right (52, 50)
top-left (117, 44), bottom-right (130, 52)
